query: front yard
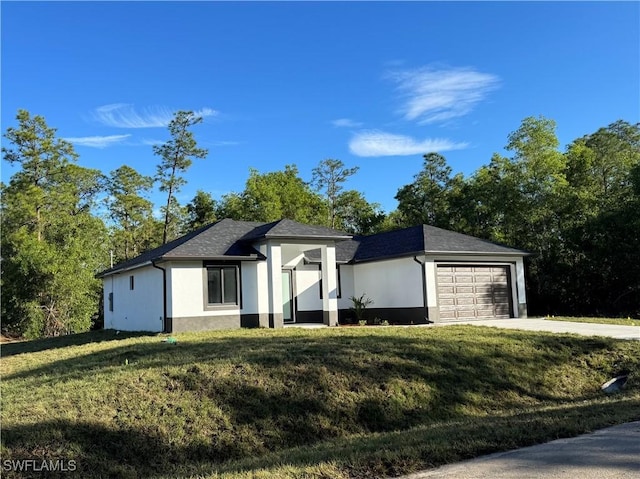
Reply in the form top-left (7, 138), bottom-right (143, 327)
top-left (1, 326), bottom-right (639, 478)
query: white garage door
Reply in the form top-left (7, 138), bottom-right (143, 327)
top-left (437, 265), bottom-right (512, 321)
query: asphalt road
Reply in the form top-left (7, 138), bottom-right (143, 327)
top-left (395, 421), bottom-right (640, 479)
top-left (443, 318), bottom-right (640, 340)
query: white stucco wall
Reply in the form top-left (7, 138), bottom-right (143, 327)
top-left (103, 265), bottom-right (164, 332)
top-left (352, 257), bottom-right (424, 309)
top-left (296, 263), bottom-right (322, 312)
top-left (337, 264), bottom-right (355, 310)
top-left (166, 261), bottom-right (259, 318)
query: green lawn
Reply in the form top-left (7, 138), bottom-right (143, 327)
top-left (545, 316), bottom-right (640, 327)
top-left (1, 326), bottom-right (639, 479)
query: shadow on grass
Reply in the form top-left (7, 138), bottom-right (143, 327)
top-left (2, 400), bottom-right (639, 479)
top-left (0, 329), bottom-right (158, 357)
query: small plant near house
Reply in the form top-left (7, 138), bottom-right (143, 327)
top-left (381, 319), bottom-right (390, 326)
top-left (350, 293), bottom-right (374, 324)
top-left (358, 319), bottom-right (367, 326)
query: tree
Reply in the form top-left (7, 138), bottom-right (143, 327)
top-left (312, 159), bottom-right (359, 228)
top-left (566, 120), bottom-right (640, 212)
top-left (106, 165), bottom-right (155, 261)
top-left (184, 190), bottom-right (217, 232)
top-left (154, 111), bottom-right (208, 244)
top-left (218, 165), bottom-right (328, 224)
top-left (2, 109), bottom-right (79, 241)
top-left (559, 121), bottom-right (640, 315)
top-left (1, 110), bottom-right (108, 338)
top-left (395, 152), bottom-right (456, 228)
top-left (334, 190), bottom-right (386, 235)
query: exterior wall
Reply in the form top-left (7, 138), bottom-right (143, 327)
top-left (347, 257), bottom-right (426, 324)
top-left (337, 264), bottom-right (355, 310)
top-left (352, 257), bottom-right (424, 309)
top-left (102, 265), bottom-right (164, 332)
top-left (166, 260), bottom-right (261, 332)
top-left (295, 263), bottom-right (322, 314)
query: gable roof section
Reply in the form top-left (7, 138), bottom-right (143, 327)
top-left (306, 224), bottom-right (528, 264)
top-left (97, 218), bottom-right (351, 277)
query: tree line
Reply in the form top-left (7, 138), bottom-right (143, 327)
top-left (2, 109), bottom-right (638, 338)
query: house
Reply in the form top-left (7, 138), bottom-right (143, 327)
top-left (97, 218), bottom-right (529, 332)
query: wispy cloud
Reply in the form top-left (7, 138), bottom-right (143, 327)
top-left (93, 104), bottom-right (217, 128)
top-left (332, 118), bottom-right (363, 128)
top-left (140, 138), bottom-right (164, 146)
top-left (349, 130), bottom-right (467, 157)
top-left (193, 107), bottom-right (218, 119)
top-left (64, 134), bottom-right (131, 148)
top-left (208, 140), bottom-right (240, 147)
top-left (388, 66), bottom-right (500, 124)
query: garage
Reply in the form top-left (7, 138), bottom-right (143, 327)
top-left (437, 265), bottom-right (512, 320)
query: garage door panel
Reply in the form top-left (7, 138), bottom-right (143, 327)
top-left (439, 310), bottom-right (458, 320)
top-left (456, 298), bottom-right (476, 306)
top-left (455, 286), bottom-right (474, 294)
top-left (474, 274), bottom-right (492, 283)
top-left (476, 296), bottom-right (495, 304)
top-left (437, 265), bottom-right (512, 321)
top-left (454, 275), bottom-right (474, 284)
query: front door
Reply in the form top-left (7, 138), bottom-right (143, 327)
top-left (282, 270), bottom-right (295, 323)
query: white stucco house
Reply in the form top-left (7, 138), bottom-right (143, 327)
top-left (97, 218), bottom-right (529, 332)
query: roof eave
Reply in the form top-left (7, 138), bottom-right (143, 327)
top-left (96, 260), bottom-right (154, 279)
top-left (350, 249), bottom-right (529, 264)
top-left (425, 250), bottom-right (531, 256)
top-left (260, 234), bottom-right (353, 241)
top-left (96, 253), bottom-right (263, 278)
top-left (159, 254), bottom-right (263, 262)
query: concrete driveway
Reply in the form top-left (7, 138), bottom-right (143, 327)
top-left (443, 318), bottom-right (640, 340)
top-left (395, 421), bottom-right (640, 479)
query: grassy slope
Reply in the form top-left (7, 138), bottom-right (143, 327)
top-left (1, 326), bottom-right (639, 479)
top-left (544, 316), bottom-right (640, 327)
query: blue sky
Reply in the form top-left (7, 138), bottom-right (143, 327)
top-left (2, 1), bottom-right (639, 214)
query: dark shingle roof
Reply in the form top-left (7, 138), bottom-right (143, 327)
top-left (240, 219), bottom-right (352, 241)
top-left (306, 224), bottom-right (528, 263)
top-left (97, 218), bottom-right (351, 277)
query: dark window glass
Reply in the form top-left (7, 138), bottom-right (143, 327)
top-left (208, 268), bottom-right (222, 304)
top-left (223, 267), bottom-right (237, 304)
top-left (207, 266), bottom-right (238, 305)
top-left (129, 275), bottom-right (135, 290)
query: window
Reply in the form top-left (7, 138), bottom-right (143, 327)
top-left (206, 266), bottom-right (238, 305)
top-left (108, 292), bottom-right (114, 312)
top-left (129, 275), bottom-right (135, 290)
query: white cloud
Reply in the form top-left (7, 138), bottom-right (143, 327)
top-left (193, 107), bottom-right (218, 119)
top-left (64, 134), bottom-right (131, 148)
top-left (140, 138), bottom-right (164, 146)
top-left (208, 140), bottom-right (240, 146)
top-left (93, 104), bottom-right (217, 128)
top-left (389, 66), bottom-right (500, 124)
top-left (332, 118), bottom-right (363, 128)
top-left (349, 130), bottom-right (467, 157)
